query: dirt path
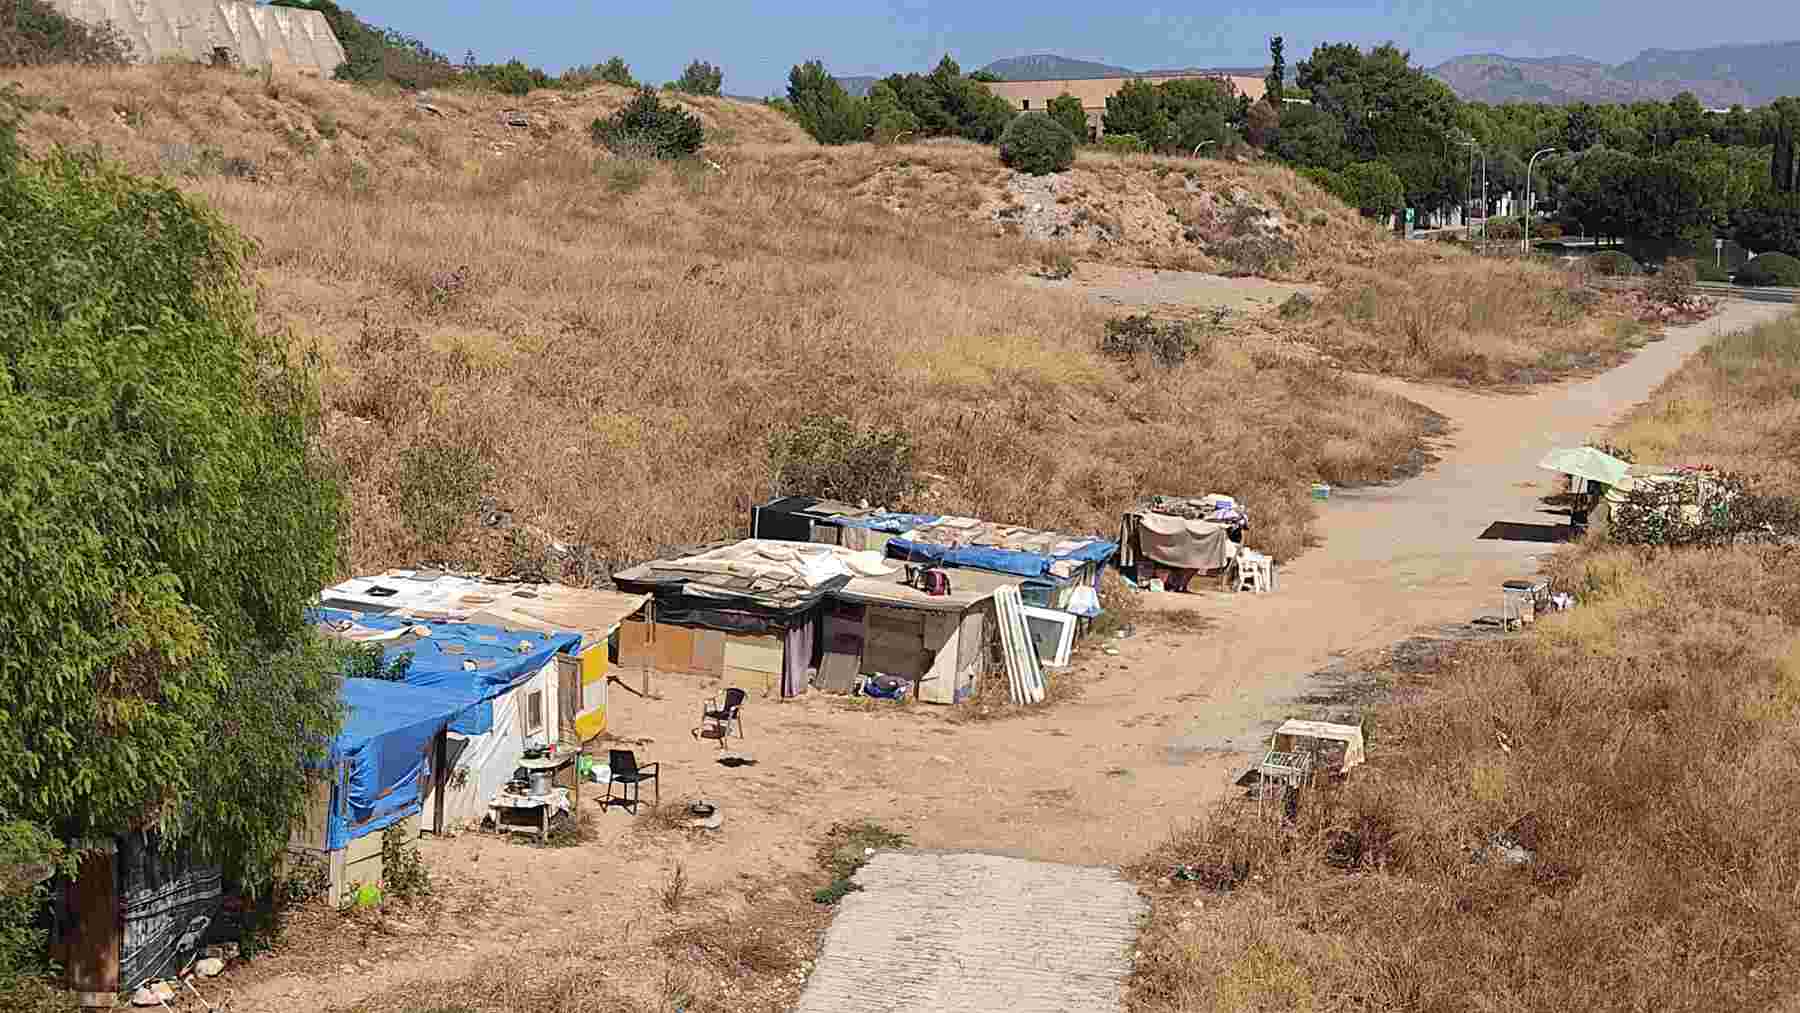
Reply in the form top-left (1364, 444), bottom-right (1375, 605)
top-left (230, 301), bottom-right (1784, 1012)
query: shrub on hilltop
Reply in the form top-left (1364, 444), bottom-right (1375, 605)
top-left (590, 88), bottom-right (705, 159)
top-left (999, 113), bottom-right (1076, 176)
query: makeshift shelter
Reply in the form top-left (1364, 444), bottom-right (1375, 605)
top-left (311, 605), bottom-right (582, 832)
top-left (611, 540), bottom-right (898, 698)
top-left (1595, 464), bottom-right (1738, 533)
top-left (1117, 494), bottom-right (1248, 589)
top-left (819, 564), bottom-right (1028, 703)
top-left (318, 571), bottom-right (647, 746)
top-left (288, 678), bottom-right (475, 905)
top-left (748, 498), bottom-right (1117, 613)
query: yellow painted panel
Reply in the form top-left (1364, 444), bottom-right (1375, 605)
top-left (574, 704), bottom-right (607, 741)
top-left (580, 643), bottom-right (609, 685)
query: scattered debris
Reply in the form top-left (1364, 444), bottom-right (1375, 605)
top-left (193, 956), bottom-right (225, 977)
top-left (416, 101), bottom-right (445, 118)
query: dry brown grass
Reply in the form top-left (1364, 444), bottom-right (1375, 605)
top-left (1609, 310), bottom-right (1800, 492)
top-left (1129, 311), bottom-right (1800, 1013)
top-left (0, 64), bottom-right (1441, 573)
top-left (1281, 255), bottom-right (1636, 384)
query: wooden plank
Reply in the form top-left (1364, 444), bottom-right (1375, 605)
top-left (66, 844), bottom-right (119, 1005)
top-left (692, 629), bottom-right (726, 676)
top-left (918, 611), bottom-right (961, 705)
top-left (556, 655), bottom-right (581, 746)
top-left (617, 619), bottom-right (654, 668)
top-left (654, 624), bottom-right (696, 673)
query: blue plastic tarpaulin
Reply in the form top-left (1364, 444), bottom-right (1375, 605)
top-left (327, 678), bottom-right (476, 849)
top-left (882, 537), bottom-right (1120, 579)
top-left (311, 608), bottom-right (582, 734)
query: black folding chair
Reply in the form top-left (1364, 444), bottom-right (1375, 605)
top-left (696, 687), bottom-right (747, 748)
top-left (605, 749), bottom-right (659, 814)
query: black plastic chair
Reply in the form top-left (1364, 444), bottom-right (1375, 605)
top-left (697, 688), bottom-right (747, 748)
top-left (605, 749), bottom-right (659, 814)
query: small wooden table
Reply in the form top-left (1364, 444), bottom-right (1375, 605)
top-left (490, 787), bottom-right (572, 842)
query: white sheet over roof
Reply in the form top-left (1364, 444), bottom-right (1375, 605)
top-left (317, 571), bottom-right (647, 648)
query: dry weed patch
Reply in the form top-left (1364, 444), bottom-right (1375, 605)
top-left (3, 64), bottom-right (1438, 573)
top-left (1130, 311), bottom-right (1800, 1012)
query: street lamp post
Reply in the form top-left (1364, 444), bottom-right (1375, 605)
top-left (1524, 146), bottom-right (1556, 255)
top-left (1457, 138), bottom-right (1487, 248)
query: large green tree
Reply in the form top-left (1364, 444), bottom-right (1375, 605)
top-left (1102, 79), bottom-right (1169, 152)
top-left (870, 57), bottom-right (1016, 143)
top-left (1562, 148), bottom-right (1641, 242)
top-left (1046, 92), bottom-right (1088, 142)
top-left (786, 60), bottom-right (866, 144)
top-left (1265, 35), bottom-right (1285, 103)
top-left (0, 118), bottom-right (344, 901)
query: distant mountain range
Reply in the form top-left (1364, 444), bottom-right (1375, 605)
top-left (831, 41), bottom-right (1800, 107)
top-left (1429, 41), bottom-right (1800, 106)
top-left (833, 55), bottom-right (1264, 97)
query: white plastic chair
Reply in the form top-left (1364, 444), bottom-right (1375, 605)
top-left (1236, 551), bottom-right (1273, 593)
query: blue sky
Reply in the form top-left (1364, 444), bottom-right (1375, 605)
top-left (348, 1), bottom-right (1800, 98)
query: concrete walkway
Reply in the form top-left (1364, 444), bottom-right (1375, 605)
top-left (794, 851), bottom-right (1145, 1013)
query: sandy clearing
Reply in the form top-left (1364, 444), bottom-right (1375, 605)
top-left (1021, 262), bottom-right (1316, 319)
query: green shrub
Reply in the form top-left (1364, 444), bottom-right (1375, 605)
top-left (999, 113), bottom-right (1076, 176)
top-left (1695, 260), bottom-right (1731, 283)
top-left (1278, 292), bottom-right (1315, 320)
top-left (474, 58), bottom-right (542, 97)
top-left (0, 821), bottom-right (67, 987)
top-left (1589, 250), bottom-right (1639, 276)
top-left (395, 441), bottom-right (492, 551)
top-left (379, 823), bottom-right (430, 903)
top-left (674, 59), bottom-right (722, 96)
top-left (766, 414), bottom-right (917, 506)
top-left (589, 88), bottom-right (704, 159)
top-left (1736, 252), bottom-right (1800, 287)
top-left (1098, 133), bottom-right (1147, 155)
top-left (1484, 219), bottom-right (1523, 240)
top-left (1100, 314), bottom-right (1208, 367)
top-left (0, 0), bottom-right (132, 66)
top-left (0, 119), bottom-right (344, 911)
top-left (1647, 258), bottom-right (1697, 305)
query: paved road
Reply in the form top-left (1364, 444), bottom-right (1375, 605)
top-left (795, 852), bottom-right (1145, 1013)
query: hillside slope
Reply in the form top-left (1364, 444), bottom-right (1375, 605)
top-left (1, 63), bottom-right (1438, 574)
top-left (1431, 40), bottom-right (1800, 105)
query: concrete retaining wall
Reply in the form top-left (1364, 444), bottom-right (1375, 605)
top-left (53, 0), bottom-right (346, 76)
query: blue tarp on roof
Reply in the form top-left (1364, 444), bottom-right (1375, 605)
top-left (882, 537), bottom-right (1120, 579)
top-left (311, 609), bottom-right (582, 735)
top-left (328, 678), bottom-right (474, 849)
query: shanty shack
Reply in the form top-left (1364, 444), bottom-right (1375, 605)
top-left (1117, 493), bottom-right (1248, 589)
top-left (749, 498), bottom-right (1117, 613)
top-left (610, 540), bottom-right (898, 697)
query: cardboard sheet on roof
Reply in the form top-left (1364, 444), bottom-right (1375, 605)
top-left (318, 571), bottom-right (646, 648)
top-left (832, 564), bottom-right (1022, 611)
